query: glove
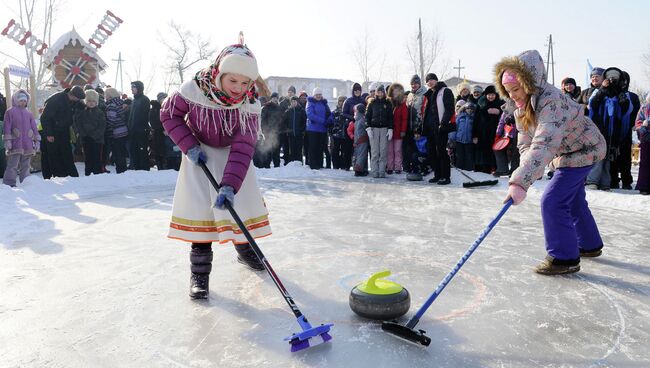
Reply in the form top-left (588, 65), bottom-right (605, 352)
top-left (504, 184), bottom-right (527, 205)
top-left (387, 129), bottom-right (393, 140)
top-left (366, 127), bottom-right (373, 140)
top-left (214, 185), bottom-right (235, 209)
top-left (186, 145), bottom-right (207, 165)
top-left (4, 140), bottom-right (11, 151)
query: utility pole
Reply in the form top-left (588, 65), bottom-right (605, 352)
top-left (112, 52), bottom-right (125, 91)
top-left (453, 59), bottom-right (465, 79)
top-left (418, 18), bottom-right (424, 82)
top-left (545, 34), bottom-right (556, 85)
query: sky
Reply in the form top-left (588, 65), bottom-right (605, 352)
top-left (1, 0), bottom-right (649, 97)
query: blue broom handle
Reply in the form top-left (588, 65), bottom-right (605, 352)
top-left (406, 199), bottom-right (513, 329)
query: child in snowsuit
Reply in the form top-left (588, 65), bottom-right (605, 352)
top-left (2, 90), bottom-right (40, 187)
top-left (406, 127), bottom-right (429, 181)
top-left (160, 38), bottom-right (272, 299)
top-left (448, 100), bottom-right (476, 171)
top-left (74, 90), bottom-right (106, 176)
top-left (350, 103), bottom-right (369, 176)
top-left (495, 49), bottom-right (606, 275)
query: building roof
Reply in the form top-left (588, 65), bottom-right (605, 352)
top-left (43, 28), bottom-right (108, 70)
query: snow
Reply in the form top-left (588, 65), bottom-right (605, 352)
top-left (1, 163), bottom-right (649, 367)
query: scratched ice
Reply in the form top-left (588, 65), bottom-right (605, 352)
top-left (1, 162), bottom-right (648, 367)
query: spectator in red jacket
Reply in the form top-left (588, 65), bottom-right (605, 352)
top-left (387, 83), bottom-right (408, 174)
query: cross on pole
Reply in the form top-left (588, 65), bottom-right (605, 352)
top-left (112, 52), bottom-right (125, 92)
top-left (453, 59), bottom-right (465, 79)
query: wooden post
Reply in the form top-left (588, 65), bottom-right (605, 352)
top-left (29, 72), bottom-right (38, 117)
top-left (3, 67), bottom-right (11, 109)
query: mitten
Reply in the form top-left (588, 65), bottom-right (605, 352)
top-left (186, 145), bottom-right (207, 165)
top-left (214, 185), bottom-right (235, 209)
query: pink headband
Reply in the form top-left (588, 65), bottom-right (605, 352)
top-left (501, 70), bottom-right (519, 85)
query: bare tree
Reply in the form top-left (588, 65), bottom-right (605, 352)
top-left (641, 53), bottom-right (650, 78)
top-left (160, 21), bottom-right (216, 85)
top-left (405, 24), bottom-right (450, 80)
top-left (0, 0), bottom-right (58, 89)
top-left (124, 52), bottom-right (157, 95)
top-left (350, 29), bottom-right (386, 83)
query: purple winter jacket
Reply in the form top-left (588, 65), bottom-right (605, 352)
top-left (160, 90), bottom-right (259, 193)
top-left (3, 89), bottom-right (39, 156)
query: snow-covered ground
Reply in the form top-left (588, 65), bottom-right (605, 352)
top-left (1, 163), bottom-right (649, 367)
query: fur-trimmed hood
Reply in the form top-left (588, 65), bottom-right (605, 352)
top-left (494, 49), bottom-right (547, 112)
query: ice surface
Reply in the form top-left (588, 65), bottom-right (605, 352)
top-left (1, 163), bottom-right (649, 367)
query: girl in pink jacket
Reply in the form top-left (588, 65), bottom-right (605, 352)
top-left (3, 90), bottom-right (39, 187)
top-left (495, 50), bottom-right (606, 275)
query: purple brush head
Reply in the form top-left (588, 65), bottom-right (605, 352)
top-left (289, 331), bottom-right (332, 352)
top-left (285, 316), bottom-right (333, 352)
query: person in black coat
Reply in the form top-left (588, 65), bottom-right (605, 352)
top-left (473, 85), bottom-right (503, 174)
top-left (330, 95), bottom-right (351, 169)
top-left (150, 93), bottom-right (167, 170)
top-left (258, 92), bottom-right (285, 168)
top-left (422, 73), bottom-right (455, 184)
top-left (283, 96), bottom-right (307, 163)
top-left (128, 81), bottom-right (151, 170)
top-left (40, 86), bottom-right (86, 179)
top-left (578, 67), bottom-right (604, 115)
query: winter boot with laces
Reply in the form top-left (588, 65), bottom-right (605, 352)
top-left (534, 255), bottom-right (580, 275)
top-left (235, 243), bottom-right (264, 271)
top-left (189, 242), bottom-right (213, 299)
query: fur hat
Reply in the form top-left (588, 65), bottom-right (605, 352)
top-left (561, 77), bottom-right (576, 86)
top-left (456, 82), bottom-right (470, 95)
top-left (425, 73), bottom-right (438, 82)
top-left (104, 87), bottom-right (120, 100)
top-left (312, 87), bottom-right (322, 96)
top-left (70, 86), bottom-right (86, 99)
top-left (483, 85), bottom-right (497, 96)
top-left (84, 89), bottom-right (99, 104)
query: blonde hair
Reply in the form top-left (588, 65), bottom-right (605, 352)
top-left (518, 99), bottom-right (537, 132)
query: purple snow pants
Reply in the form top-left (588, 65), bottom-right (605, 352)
top-left (541, 165), bottom-right (603, 261)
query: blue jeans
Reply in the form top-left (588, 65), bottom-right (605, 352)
top-left (585, 159), bottom-right (610, 189)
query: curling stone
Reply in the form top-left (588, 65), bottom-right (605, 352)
top-left (349, 270), bottom-right (410, 320)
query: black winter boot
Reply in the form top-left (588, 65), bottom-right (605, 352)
top-left (189, 242), bottom-right (213, 299)
top-left (235, 243), bottom-right (264, 271)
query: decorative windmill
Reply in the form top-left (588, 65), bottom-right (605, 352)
top-left (1, 10), bottom-right (123, 89)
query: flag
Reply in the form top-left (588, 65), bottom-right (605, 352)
top-left (586, 59), bottom-right (593, 86)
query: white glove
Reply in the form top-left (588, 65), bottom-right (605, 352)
top-left (387, 129), bottom-right (393, 140)
top-left (366, 127), bottom-right (373, 140)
